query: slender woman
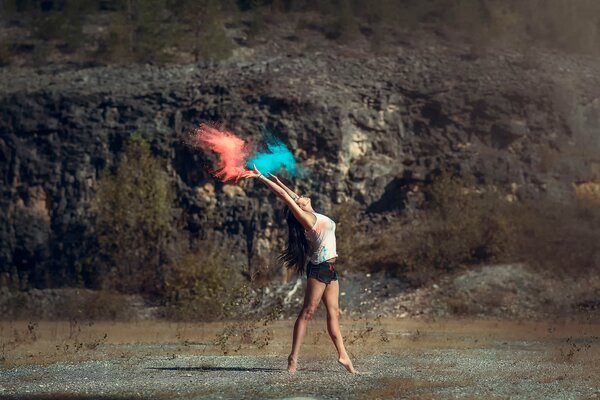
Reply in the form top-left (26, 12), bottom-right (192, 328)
top-left (244, 165), bottom-right (357, 374)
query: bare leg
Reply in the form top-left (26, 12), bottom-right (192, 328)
top-left (288, 277), bottom-right (326, 373)
top-left (322, 279), bottom-right (357, 374)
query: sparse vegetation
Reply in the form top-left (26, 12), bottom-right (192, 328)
top-left (2, 0), bottom-right (600, 66)
top-left (335, 168), bottom-right (599, 288)
top-left (336, 170), bottom-right (515, 286)
top-left (1, 318), bottom-right (598, 397)
top-left (162, 240), bottom-right (247, 321)
top-left (212, 302), bottom-right (282, 354)
top-left (555, 336), bottom-right (593, 364)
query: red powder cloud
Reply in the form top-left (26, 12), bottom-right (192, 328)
top-left (191, 123), bottom-right (251, 182)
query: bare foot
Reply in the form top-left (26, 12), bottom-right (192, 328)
top-left (338, 356), bottom-right (358, 374)
top-left (287, 355), bottom-right (298, 374)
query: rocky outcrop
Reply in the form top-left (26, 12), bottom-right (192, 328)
top-left (1, 44), bottom-right (599, 286)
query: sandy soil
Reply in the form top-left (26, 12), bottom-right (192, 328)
top-left (1, 318), bottom-right (599, 399)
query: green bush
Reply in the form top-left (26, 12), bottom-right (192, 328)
top-left (95, 132), bottom-right (178, 294)
top-left (437, 0), bottom-right (600, 55)
top-left (356, 0), bottom-right (600, 56)
top-left (247, 9), bottom-right (267, 43)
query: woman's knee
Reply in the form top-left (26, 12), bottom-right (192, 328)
top-left (300, 304), bottom-right (318, 320)
top-left (326, 305), bottom-right (340, 319)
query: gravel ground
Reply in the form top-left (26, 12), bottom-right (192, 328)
top-left (1, 320), bottom-right (599, 400)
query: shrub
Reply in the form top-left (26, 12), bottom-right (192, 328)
top-left (95, 132), bottom-right (178, 294)
top-left (346, 168), bottom-right (599, 287)
top-left (426, 171), bottom-right (514, 263)
top-left (342, 170), bottom-right (515, 286)
top-left (161, 240), bottom-right (247, 321)
top-left (450, 0), bottom-right (600, 56)
top-left (400, 176), bottom-right (513, 285)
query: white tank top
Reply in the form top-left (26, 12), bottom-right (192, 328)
top-left (304, 212), bottom-right (338, 264)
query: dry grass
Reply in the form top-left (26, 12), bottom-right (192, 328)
top-left (161, 240), bottom-right (248, 321)
top-left (550, 335), bottom-right (596, 365)
top-left (2, 317), bottom-right (599, 369)
top-left (335, 170), bottom-right (515, 286)
top-left (0, 289), bottom-right (138, 321)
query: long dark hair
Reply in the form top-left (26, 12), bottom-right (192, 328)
top-left (278, 205), bottom-right (311, 275)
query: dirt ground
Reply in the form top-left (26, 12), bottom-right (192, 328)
top-left (1, 317), bottom-right (599, 399)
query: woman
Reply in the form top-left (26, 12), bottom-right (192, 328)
top-left (244, 165), bottom-right (357, 374)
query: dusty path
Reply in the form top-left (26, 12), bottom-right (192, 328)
top-left (1, 318), bottom-right (599, 399)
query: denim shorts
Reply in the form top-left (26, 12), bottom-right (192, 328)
top-left (306, 261), bottom-right (339, 284)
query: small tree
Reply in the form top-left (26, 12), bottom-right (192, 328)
top-left (95, 132), bottom-right (177, 294)
top-left (177, 0), bottom-right (233, 62)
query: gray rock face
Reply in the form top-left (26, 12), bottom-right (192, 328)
top-left (1, 46), bottom-right (599, 286)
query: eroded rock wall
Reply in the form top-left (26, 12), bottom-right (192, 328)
top-left (1, 47), bottom-right (599, 285)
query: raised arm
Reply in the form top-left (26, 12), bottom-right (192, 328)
top-left (268, 174), bottom-right (300, 200)
top-left (245, 167), bottom-right (315, 230)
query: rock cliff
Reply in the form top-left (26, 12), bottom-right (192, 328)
top-left (1, 43), bottom-right (599, 285)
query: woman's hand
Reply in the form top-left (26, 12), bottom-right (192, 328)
top-left (239, 165), bottom-right (263, 180)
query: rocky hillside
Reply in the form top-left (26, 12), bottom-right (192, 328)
top-left (1, 38), bottom-right (599, 285)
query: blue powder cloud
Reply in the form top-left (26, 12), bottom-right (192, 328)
top-left (246, 138), bottom-right (297, 176)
